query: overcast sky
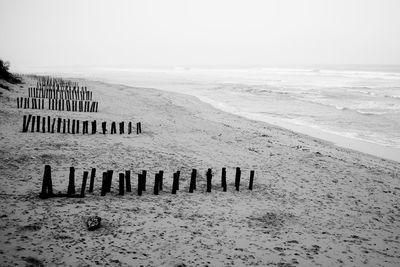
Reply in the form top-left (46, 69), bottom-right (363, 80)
top-left (1, 0), bottom-right (400, 70)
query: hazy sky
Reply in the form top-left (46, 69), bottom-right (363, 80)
top-left (1, 0), bottom-right (400, 70)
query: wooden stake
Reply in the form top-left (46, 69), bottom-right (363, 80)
top-left (249, 170), bottom-right (254, 190)
top-left (153, 173), bottom-right (159, 195)
top-left (189, 169), bottom-right (196, 193)
top-left (137, 173), bottom-right (143, 196)
top-left (80, 171), bottom-right (89, 198)
top-left (142, 170), bottom-right (147, 191)
top-left (221, 167), bottom-right (227, 192)
top-left (68, 167), bottom-right (75, 195)
top-left (159, 170), bottom-right (164, 191)
top-left (235, 167), bottom-right (241, 191)
top-left (125, 170), bottom-right (131, 192)
top-left (101, 172), bottom-right (107, 196)
top-left (89, 168), bottom-right (96, 193)
top-left (119, 173), bottom-right (125, 196)
top-left (206, 168), bottom-right (212, 192)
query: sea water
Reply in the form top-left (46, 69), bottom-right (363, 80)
top-left (37, 65), bottom-right (400, 162)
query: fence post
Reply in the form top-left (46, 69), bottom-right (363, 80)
top-left (137, 173), bottom-right (143, 196)
top-left (189, 169), bottom-right (196, 193)
top-left (102, 122), bottom-right (106, 134)
top-left (57, 118), bottom-right (61, 133)
top-left (153, 173), bottom-right (159, 195)
top-left (101, 172), bottom-right (107, 196)
top-left (111, 122), bottom-right (116, 134)
top-left (206, 168), bottom-right (212, 192)
top-left (249, 170), bottom-right (254, 190)
top-left (119, 173), bottom-right (125, 196)
top-left (80, 171), bottom-right (89, 198)
top-left (40, 165), bottom-right (53, 198)
top-left (119, 122), bottom-right (124, 134)
top-left (42, 117), bottom-right (46, 133)
top-left (125, 170), bottom-right (131, 192)
top-left (106, 170), bottom-right (113, 192)
top-left (235, 167), bottom-right (241, 191)
top-left (172, 172), bottom-right (177, 194)
top-left (221, 167), bottom-right (227, 192)
top-left (36, 115), bottom-right (40, 132)
top-left (128, 122), bottom-right (132, 134)
top-left (68, 167), bottom-right (75, 195)
top-left (89, 168), bottom-right (96, 193)
top-left (141, 170), bottom-right (147, 191)
top-left (31, 115), bottom-right (36, 132)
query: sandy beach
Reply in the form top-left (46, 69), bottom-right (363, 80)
top-left (0, 76), bottom-right (400, 266)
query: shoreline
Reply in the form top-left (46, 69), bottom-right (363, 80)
top-left (1, 76), bottom-right (399, 266)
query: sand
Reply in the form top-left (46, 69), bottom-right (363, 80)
top-left (0, 76), bottom-right (399, 266)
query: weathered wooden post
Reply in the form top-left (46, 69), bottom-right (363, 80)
top-left (125, 170), bottom-right (131, 192)
top-left (31, 115), bottom-right (36, 132)
top-left (22, 115), bottom-right (32, 132)
top-left (51, 118), bottom-right (56, 133)
top-left (36, 115), bottom-right (41, 132)
top-left (136, 122), bottom-right (140, 134)
top-left (142, 170), bottom-right (147, 191)
top-left (83, 121), bottom-right (88, 134)
top-left (249, 170), bottom-right (254, 190)
top-left (189, 169), bottom-right (196, 193)
top-left (80, 171), bottom-right (89, 198)
top-left (111, 122), bottom-right (116, 134)
top-left (62, 119), bottom-right (66, 133)
top-left (221, 167), bottom-right (227, 192)
top-left (137, 173), bottom-right (143, 196)
top-left (172, 172), bottom-right (178, 194)
top-left (153, 173), bottom-right (159, 195)
top-left (72, 120), bottom-right (75, 134)
top-left (119, 173), bottom-right (125, 196)
top-left (101, 172), bottom-right (107, 196)
top-left (89, 168), bottom-right (96, 193)
top-left (76, 120), bottom-right (80, 133)
top-left (91, 120), bottom-right (97, 134)
top-left (40, 165), bottom-right (53, 198)
top-left (206, 168), bottom-right (212, 192)
top-left (106, 170), bottom-right (113, 192)
top-left (235, 167), bottom-right (241, 191)
top-left (42, 117), bottom-right (46, 133)
top-left (57, 118), bottom-right (62, 133)
top-left (68, 167), bottom-right (76, 196)
top-left (119, 122), bottom-right (124, 134)
top-left (128, 122), bottom-right (132, 134)
top-left (67, 119), bottom-right (70, 133)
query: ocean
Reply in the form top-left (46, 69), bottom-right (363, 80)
top-left (34, 65), bottom-right (400, 162)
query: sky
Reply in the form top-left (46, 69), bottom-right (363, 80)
top-left (1, 0), bottom-right (400, 71)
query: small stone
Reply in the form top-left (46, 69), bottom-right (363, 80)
top-left (86, 216), bottom-right (101, 231)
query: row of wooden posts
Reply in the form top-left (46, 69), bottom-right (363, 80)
top-left (17, 97), bottom-right (98, 112)
top-left (34, 75), bottom-right (79, 88)
top-left (28, 87), bottom-right (93, 100)
top-left (39, 165), bottom-right (255, 199)
top-left (22, 115), bottom-right (142, 135)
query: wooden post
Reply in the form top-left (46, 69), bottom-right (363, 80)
top-left (153, 173), bottom-right (159, 195)
top-left (249, 170), bottom-right (254, 190)
top-left (51, 118), bottom-right (56, 133)
top-left (42, 117), bottom-right (46, 133)
top-left (206, 168), bottom-right (212, 192)
top-left (136, 122), bottom-right (139, 134)
top-left (119, 173), bottom-right (125, 196)
top-left (189, 169), bottom-right (196, 193)
top-left (222, 167), bottom-right (227, 192)
top-left (172, 172), bottom-right (177, 194)
top-left (158, 170), bottom-right (164, 191)
top-left (76, 120), bottom-right (80, 133)
top-left (31, 115), bottom-right (36, 132)
top-left (119, 122), bottom-right (124, 134)
top-left (36, 115), bottom-right (40, 132)
top-left (72, 120), bottom-right (75, 134)
top-left (139, 122), bottom-right (142, 133)
top-left (235, 167), bottom-right (241, 191)
top-left (68, 167), bottom-right (75, 195)
top-left (142, 170), bottom-right (147, 191)
top-left (67, 119), bottom-right (70, 133)
top-left (80, 171), bottom-right (89, 198)
top-left (102, 122), bottom-right (106, 134)
top-left (128, 122), bottom-right (132, 134)
top-left (89, 168), bottom-right (96, 193)
top-left (137, 173), bottom-right (143, 196)
top-left (22, 115), bottom-right (32, 132)
top-left (83, 121), bottom-right (88, 134)
top-left (106, 170), bottom-right (113, 192)
top-left (111, 122), bottom-right (116, 134)
top-left (57, 118), bottom-right (62, 133)
top-left (91, 120), bottom-right (96, 134)
top-left (101, 172), bottom-right (107, 196)
top-left (40, 165), bottom-right (53, 198)
top-left (62, 119), bottom-right (66, 133)
top-left (125, 170), bottom-right (131, 192)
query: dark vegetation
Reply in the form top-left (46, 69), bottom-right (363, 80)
top-left (0, 59), bottom-right (21, 85)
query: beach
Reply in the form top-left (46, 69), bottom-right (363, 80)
top-left (0, 76), bottom-right (400, 266)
